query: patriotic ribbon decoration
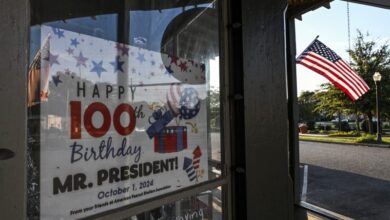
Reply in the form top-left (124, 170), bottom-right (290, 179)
top-left (146, 109), bottom-right (175, 139)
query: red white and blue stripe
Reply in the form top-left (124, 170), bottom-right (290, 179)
top-left (183, 157), bottom-right (197, 182)
top-left (297, 39), bottom-right (369, 101)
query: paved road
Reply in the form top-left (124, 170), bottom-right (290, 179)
top-left (300, 141), bottom-right (390, 220)
top-left (300, 141), bottom-right (390, 181)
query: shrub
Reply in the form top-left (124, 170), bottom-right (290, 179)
top-left (316, 123), bottom-right (332, 131)
top-left (319, 129), bottom-right (330, 134)
top-left (307, 130), bottom-right (319, 134)
top-left (307, 121), bottom-right (315, 130)
top-left (341, 121), bottom-right (350, 132)
top-left (360, 120), bottom-right (377, 133)
top-left (329, 131), bottom-right (361, 137)
top-left (332, 121), bottom-right (350, 132)
top-left (356, 134), bottom-right (376, 143)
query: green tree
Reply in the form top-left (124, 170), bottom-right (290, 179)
top-left (298, 90), bottom-right (320, 123)
top-left (348, 30), bottom-right (390, 134)
top-left (313, 83), bottom-right (354, 131)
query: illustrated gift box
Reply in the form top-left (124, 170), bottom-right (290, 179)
top-left (154, 126), bottom-right (188, 153)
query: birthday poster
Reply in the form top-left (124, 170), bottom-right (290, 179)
top-left (37, 26), bottom-right (208, 219)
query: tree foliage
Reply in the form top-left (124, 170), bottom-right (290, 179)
top-left (348, 31), bottom-right (390, 133)
top-left (313, 83), bottom-right (352, 118)
top-left (298, 91), bottom-right (321, 122)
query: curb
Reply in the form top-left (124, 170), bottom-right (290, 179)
top-left (300, 139), bottom-right (390, 149)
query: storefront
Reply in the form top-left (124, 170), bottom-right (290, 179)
top-left (2, 0), bottom-right (290, 219)
top-left (4, 0), bottom-right (387, 219)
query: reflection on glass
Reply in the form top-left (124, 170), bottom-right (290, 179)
top-left (27, 1), bottom-right (220, 219)
top-left (127, 187), bottom-right (223, 220)
top-left (129, 1), bottom-right (221, 175)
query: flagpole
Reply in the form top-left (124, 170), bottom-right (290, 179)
top-left (297, 35), bottom-right (320, 58)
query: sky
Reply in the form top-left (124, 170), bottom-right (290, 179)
top-left (295, 0), bottom-right (390, 95)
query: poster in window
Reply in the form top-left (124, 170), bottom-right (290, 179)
top-left (37, 25), bottom-right (209, 219)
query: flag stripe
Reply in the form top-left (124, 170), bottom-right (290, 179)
top-left (333, 61), bottom-right (367, 94)
top-left (40, 35), bottom-right (51, 101)
top-left (338, 59), bottom-right (370, 90)
top-left (307, 52), bottom-right (366, 95)
top-left (297, 60), bottom-right (359, 100)
top-left (304, 53), bottom-right (363, 96)
top-left (336, 59), bottom-right (368, 90)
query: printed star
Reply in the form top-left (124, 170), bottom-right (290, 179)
top-left (116, 43), bottom-right (129, 56)
top-left (70, 38), bottom-right (80, 48)
top-left (131, 68), bottom-right (136, 74)
top-left (165, 65), bottom-right (173, 77)
top-left (159, 64), bottom-right (165, 70)
top-left (90, 60), bottom-right (107, 78)
top-left (169, 55), bottom-right (178, 65)
top-left (178, 61), bottom-right (188, 72)
top-left (66, 47), bottom-right (74, 55)
top-left (57, 29), bottom-right (65, 39)
top-left (200, 64), bottom-right (205, 72)
top-left (151, 60), bottom-right (155, 66)
top-left (73, 52), bottom-right (88, 67)
top-left (52, 27), bottom-right (65, 39)
top-left (52, 75), bottom-right (62, 86)
top-left (44, 52), bottom-right (60, 66)
top-left (110, 56), bottom-right (125, 73)
top-left (136, 53), bottom-right (146, 64)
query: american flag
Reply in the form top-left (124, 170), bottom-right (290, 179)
top-left (297, 39), bottom-right (369, 101)
top-left (27, 35), bottom-right (51, 107)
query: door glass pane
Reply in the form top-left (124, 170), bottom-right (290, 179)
top-left (296, 1), bottom-right (390, 219)
top-left (125, 187), bottom-right (223, 220)
top-left (27, 1), bottom-right (221, 219)
top-left (128, 2), bottom-right (221, 179)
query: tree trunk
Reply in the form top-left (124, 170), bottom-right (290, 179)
top-left (368, 112), bottom-right (374, 134)
top-left (355, 115), bottom-right (360, 133)
top-left (355, 105), bottom-right (360, 133)
top-left (338, 111), bottom-right (342, 131)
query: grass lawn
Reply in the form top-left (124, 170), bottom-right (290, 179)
top-left (299, 135), bottom-right (390, 145)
